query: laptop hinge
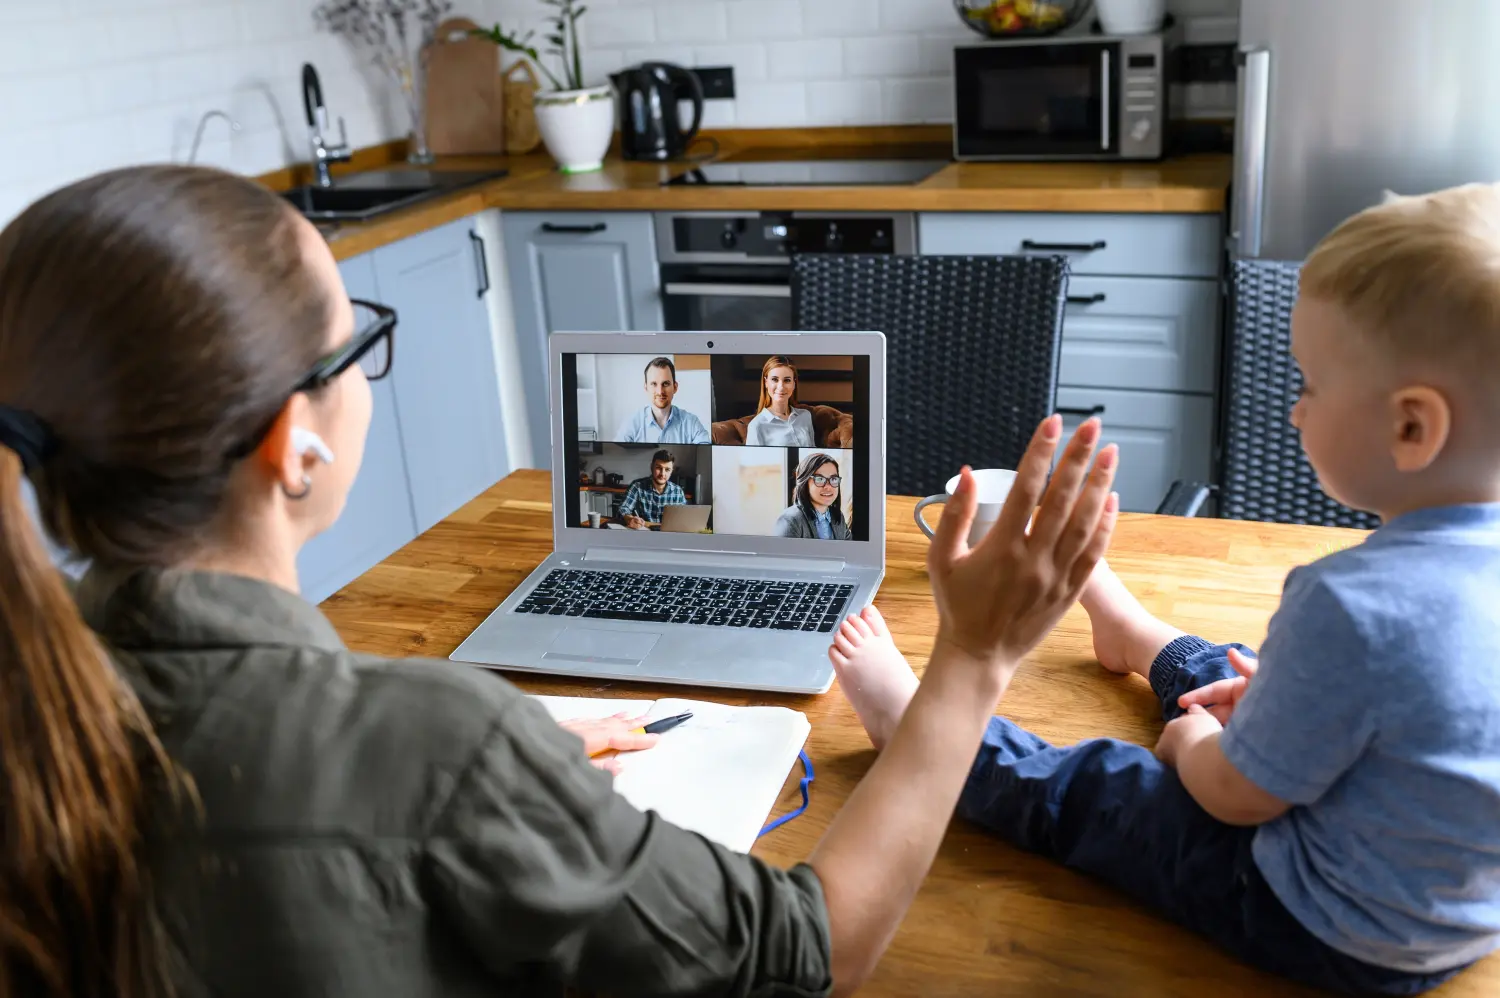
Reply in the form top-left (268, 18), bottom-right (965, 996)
top-left (583, 547), bottom-right (846, 574)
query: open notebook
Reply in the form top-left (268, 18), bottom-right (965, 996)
top-left (531, 695), bottom-right (811, 854)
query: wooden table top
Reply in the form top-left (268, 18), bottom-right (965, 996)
top-left (320, 469), bottom-right (1497, 997)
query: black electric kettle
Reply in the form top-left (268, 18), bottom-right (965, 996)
top-left (610, 62), bottom-right (704, 161)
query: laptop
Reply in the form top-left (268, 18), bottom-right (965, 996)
top-left (450, 330), bottom-right (888, 694)
top-left (660, 504), bottom-right (712, 533)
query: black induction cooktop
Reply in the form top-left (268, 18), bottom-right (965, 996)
top-left (663, 158), bottom-right (948, 187)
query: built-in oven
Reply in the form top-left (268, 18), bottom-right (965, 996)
top-left (952, 29), bottom-right (1177, 161)
top-left (655, 211), bottom-right (916, 331)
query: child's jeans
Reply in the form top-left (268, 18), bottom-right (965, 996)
top-left (957, 636), bottom-right (1471, 996)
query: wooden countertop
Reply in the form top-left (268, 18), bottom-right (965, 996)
top-left (320, 469), bottom-right (1498, 998)
top-left (270, 128), bottom-right (1230, 262)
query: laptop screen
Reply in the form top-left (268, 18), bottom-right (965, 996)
top-left (561, 352), bottom-right (872, 542)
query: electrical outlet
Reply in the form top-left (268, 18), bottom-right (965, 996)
top-left (691, 66), bottom-right (735, 100)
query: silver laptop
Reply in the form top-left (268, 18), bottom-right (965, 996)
top-left (450, 330), bottom-right (887, 694)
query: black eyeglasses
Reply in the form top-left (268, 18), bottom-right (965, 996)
top-left (293, 298), bottom-right (397, 390)
top-left (227, 299), bottom-right (398, 459)
top-left (810, 474), bottom-right (842, 488)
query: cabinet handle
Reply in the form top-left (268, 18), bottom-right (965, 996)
top-left (1066, 293), bottom-right (1107, 305)
top-left (541, 221), bottom-right (607, 234)
top-left (469, 230), bottom-right (490, 299)
top-left (1023, 239), bottom-right (1106, 252)
top-left (1057, 405), bottom-right (1106, 419)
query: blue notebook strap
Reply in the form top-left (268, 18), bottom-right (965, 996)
top-left (758, 749), bottom-right (815, 838)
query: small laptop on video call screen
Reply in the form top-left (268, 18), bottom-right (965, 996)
top-left (559, 343), bottom-right (875, 545)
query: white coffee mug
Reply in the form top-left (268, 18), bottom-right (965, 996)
top-left (587, 511), bottom-right (602, 528)
top-left (914, 469), bottom-right (1018, 546)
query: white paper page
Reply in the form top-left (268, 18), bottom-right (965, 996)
top-left (529, 695), bottom-right (655, 723)
top-left (612, 698), bottom-right (811, 854)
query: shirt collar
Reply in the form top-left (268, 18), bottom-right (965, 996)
top-left (1372, 502), bottom-right (1500, 540)
top-left (76, 565), bottom-right (346, 655)
top-left (648, 404), bottom-right (677, 425)
top-left (814, 508), bottom-right (831, 521)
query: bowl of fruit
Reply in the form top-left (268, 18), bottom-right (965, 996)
top-left (954, 0), bottom-right (1091, 37)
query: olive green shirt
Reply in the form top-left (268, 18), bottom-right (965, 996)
top-left (79, 568), bottom-right (833, 997)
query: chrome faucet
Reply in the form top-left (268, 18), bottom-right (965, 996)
top-left (188, 109), bottom-right (240, 164)
top-left (301, 63), bottom-right (350, 188)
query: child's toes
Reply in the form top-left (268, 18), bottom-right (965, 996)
top-left (847, 612), bottom-right (873, 639)
top-left (829, 646), bottom-right (849, 670)
top-left (834, 628), bottom-right (859, 658)
top-left (861, 604), bottom-right (890, 637)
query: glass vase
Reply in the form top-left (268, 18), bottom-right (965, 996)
top-left (400, 63), bottom-right (434, 165)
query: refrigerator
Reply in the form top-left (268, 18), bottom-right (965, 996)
top-left (1216, 0), bottom-right (1500, 526)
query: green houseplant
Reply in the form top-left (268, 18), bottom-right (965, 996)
top-left (475, 0), bottom-right (615, 173)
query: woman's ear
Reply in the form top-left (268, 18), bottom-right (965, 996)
top-left (256, 395), bottom-right (316, 494)
top-left (1389, 385), bottom-right (1451, 473)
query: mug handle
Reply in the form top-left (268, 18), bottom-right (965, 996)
top-left (913, 494), bottom-right (948, 539)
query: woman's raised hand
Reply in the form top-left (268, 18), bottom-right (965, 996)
top-left (927, 415), bottom-right (1119, 671)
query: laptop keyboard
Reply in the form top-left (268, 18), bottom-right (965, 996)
top-left (513, 570), bottom-right (856, 633)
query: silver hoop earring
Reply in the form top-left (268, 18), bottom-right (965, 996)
top-left (282, 474), bottom-right (312, 500)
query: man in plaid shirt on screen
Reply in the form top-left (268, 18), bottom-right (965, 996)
top-left (619, 449), bottom-right (685, 529)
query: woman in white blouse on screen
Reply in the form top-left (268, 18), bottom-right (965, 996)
top-left (744, 355), bottom-right (816, 447)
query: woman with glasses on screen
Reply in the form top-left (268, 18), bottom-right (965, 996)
top-left (0, 165), bottom-right (1120, 998)
top-left (774, 453), bottom-right (852, 540)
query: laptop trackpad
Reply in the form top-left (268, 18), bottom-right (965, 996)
top-left (543, 627), bottom-right (660, 668)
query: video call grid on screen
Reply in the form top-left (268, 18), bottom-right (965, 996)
top-left (562, 352), bottom-right (871, 542)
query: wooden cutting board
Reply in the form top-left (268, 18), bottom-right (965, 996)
top-left (424, 17), bottom-right (506, 156)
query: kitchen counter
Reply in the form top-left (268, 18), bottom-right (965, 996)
top-left (273, 130), bottom-right (1231, 262)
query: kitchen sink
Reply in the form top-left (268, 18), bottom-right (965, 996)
top-left (281, 167), bottom-right (509, 222)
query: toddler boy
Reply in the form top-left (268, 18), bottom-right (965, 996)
top-left (832, 183), bottom-right (1500, 994)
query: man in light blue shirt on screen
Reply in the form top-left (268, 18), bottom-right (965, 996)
top-left (615, 357), bottom-right (709, 444)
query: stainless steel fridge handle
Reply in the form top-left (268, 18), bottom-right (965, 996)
top-left (1235, 47), bottom-right (1271, 257)
top-left (1100, 50), bottom-right (1111, 151)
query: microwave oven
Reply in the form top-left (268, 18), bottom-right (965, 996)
top-left (953, 30), bottom-right (1177, 161)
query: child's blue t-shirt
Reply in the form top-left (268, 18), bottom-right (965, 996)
top-left (1220, 503), bottom-right (1500, 973)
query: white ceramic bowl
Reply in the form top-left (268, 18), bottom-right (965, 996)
top-left (1096, 0), bottom-right (1165, 34)
top-left (533, 85), bottom-right (616, 173)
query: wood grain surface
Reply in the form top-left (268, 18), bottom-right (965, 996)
top-left (250, 123), bottom-right (1231, 261)
top-left (320, 470), bottom-right (1498, 997)
top-left (424, 18), bottom-right (507, 156)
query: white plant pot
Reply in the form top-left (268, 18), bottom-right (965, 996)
top-left (1096, 0), bottom-right (1165, 34)
top-left (534, 85), bottom-right (616, 173)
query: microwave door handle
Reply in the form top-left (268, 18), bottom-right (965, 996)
top-left (662, 282), bottom-right (792, 298)
top-left (1099, 50), bottom-right (1111, 151)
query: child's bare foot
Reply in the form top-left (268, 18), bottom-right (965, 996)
top-left (828, 605), bottom-right (919, 751)
top-left (1080, 560), bottom-right (1185, 678)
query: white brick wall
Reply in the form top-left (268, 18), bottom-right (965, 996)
top-left (1, 0), bottom-right (1239, 224)
top-left (540, 0), bottom-right (1242, 129)
top-left (0, 0), bottom-right (522, 225)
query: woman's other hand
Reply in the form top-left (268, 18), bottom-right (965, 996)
top-left (558, 713), bottom-right (661, 775)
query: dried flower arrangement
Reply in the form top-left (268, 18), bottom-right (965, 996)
top-left (313, 0), bottom-right (455, 162)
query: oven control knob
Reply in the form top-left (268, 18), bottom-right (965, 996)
top-left (1130, 118), bottom-right (1152, 142)
top-left (720, 228), bottom-right (738, 249)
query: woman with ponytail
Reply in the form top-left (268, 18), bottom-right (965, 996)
top-left (0, 166), bottom-right (1117, 998)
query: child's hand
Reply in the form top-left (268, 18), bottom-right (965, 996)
top-left (1155, 704), bottom-right (1223, 768)
top-left (1177, 648), bottom-right (1258, 724)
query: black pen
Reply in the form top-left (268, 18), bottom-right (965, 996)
top-left (636, 711), bottom-right (693, 736)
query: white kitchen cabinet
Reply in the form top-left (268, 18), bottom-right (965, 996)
top-left (299, 217), bottom-right (510, 602)
top-left (502, 212), bottom-right (662, 467)
top-left (919, 210), bottom-right (1222, 511)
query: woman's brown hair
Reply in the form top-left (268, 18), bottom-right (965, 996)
top-left (754, 354), bottom-right (800, 415)
top-left (0, 165), bottom-right (334, 996)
